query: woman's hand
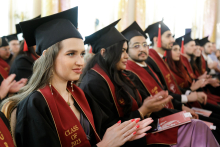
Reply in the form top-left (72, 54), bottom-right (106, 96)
top-left (96, 119), bottom-right (140, 147)
top-left (9, 78), bottom-right (28, 93)
top-left (129, 118), bottom-right (153, 141)
top-left (0, 74), bottom-right (17, 99)
top-left (207, 78), bottom-right (220, 87)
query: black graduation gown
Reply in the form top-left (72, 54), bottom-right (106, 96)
top-left (5, 54), bottom-right (13, 65)
top-left (146, 57), bottom-right (220, 143)
top-left (9, 54), bottom-right (34, 81)
top-left (15, 91), bottom-right (97, 147)
top-left (79, 70), bottom-right (147, 147)
top-left (0, 111), bottom-right (10, 131)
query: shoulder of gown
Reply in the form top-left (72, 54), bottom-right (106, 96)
top-left (15, 90), bottom-right (60, 147)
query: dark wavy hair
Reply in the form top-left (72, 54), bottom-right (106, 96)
top-left (81, 40), bottom-right (141, 114)
top-left (17, 40), bottom-right (38, 59)
top-left (191, 56), bottom-right (203, 74)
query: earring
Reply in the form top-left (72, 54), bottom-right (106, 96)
top-left (49, 82), bottom-right (53, 95)
top-left (71, 81), bottom-right (74, 92)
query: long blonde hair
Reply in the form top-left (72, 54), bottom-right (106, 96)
top-left (0, 42), bottom-right (61, 109)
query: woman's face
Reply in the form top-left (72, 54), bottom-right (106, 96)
top-left (171, 45), bottom-right (180, 61)
top-left (116, 42), bottom-right (129, 71)
top-left (194, 46), bottom-right (202, 57)
top-left (54, 38), bottom-right (85, 82)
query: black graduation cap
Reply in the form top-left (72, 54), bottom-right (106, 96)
top-left (197, 36), bottom-right (210, 46)
top-left (84, 19), bottom-right (127, 54)
top-left (144, 21), bottom-right (170, 42)
top-left (194, 39), bottom-right (200, 46)
top-left (19, 7), bottom-right (82, 56)
top-left (175, 32), bottom-right (193, 47)
top-left (16, 15), bottom-right (41, 34)
top-left (0, 36), bottom-right (9, 47)
top-left (6, 34), bottom-right (18, 42)
top-left (121, 21), bottom-right (147, 41)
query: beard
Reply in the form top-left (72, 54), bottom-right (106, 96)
top-left (129, 52), bottom-right (148, 63)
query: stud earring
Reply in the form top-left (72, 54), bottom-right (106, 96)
top-left (71, 81), bottom-right (74, 92)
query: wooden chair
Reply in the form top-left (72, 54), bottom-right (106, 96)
top-left (1, 100), bottom-right (17, 146)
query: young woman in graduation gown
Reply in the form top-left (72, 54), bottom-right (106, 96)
top-left (79, 21), bottom-right (219, 146)
top-left (2, 7), bottom-right (149, 147)
top-left (9, 40), bottom-right (39, 81)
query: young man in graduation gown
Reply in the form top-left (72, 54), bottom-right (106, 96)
top-left (122, 21), bottom-right (220, 143)
top-left (144, 21), bottom-right (220, 141)
top-left (5, 34), bottom-right (20, 65)
top-left (144, 21), bottom-right (208, 112)
top-left (179, 34), bottom-right (220, 99)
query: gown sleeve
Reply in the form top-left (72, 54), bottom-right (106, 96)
top-left (15, 91), bottom-right (61, 147)
top-left (79, 70), bottom-right (143, 138)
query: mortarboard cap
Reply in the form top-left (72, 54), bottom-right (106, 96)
top-left (0, 36), bottom-right (9, 47)
top-left (6, 34), bottom-right (18, 42)
top-left (175, 32), bottom-right (193, 47)
top-left (84, 19), bottom-right (127, 54)
top-left (19, 7), bottom-right (82, 56)
top-left (121, 21), bottom-right (147, 41)
top-left (144, 21), bottom-right (170, 42)
top-left (197, 36), bottom-right (210, 46)
top-left (194, 39), bottom-right (200, 46)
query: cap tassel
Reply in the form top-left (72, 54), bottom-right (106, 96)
top-left (163, 51), bottom-right (167, 61)
top-left (157, 23), bottom-right (162, 48)
top-left (181, 37), bottom-right (184, 54)
top-left (89, 46), bottom-right (92, 53)
top-left (23, 40), bottom-right (28, 52)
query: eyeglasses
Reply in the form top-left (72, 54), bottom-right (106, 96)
top-left (0, 48), bottom-right (10, 52)
top-left (129, 43), bottom-right (148, 49)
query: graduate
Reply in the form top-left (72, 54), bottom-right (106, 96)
top-left (5, 34), bottom-right (20, 65)
top-left (144, 21), bottom-right (208, 112)
top-left (2, 7), bottom-right (147, 147)
top-left (9, 40), bottom-right (39, 81)
top-left (0, 36), bottom-right (11, 74)
top-left (121, 21), bottom-right (220, 146)
top-left (179, 34), bottom-right (220, 100)
top-left (79, 20), bottom-right (219, 146)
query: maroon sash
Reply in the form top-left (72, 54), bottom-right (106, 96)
top-left (39, 83), bottom-right (101, 147)
top-left (92, 64), bottom-right (141, 117)
top-left (0, 65), bottom-right (8, 79)
top-left (125, 61), bottom-right (178, 145)
top-left (181, 55), bottom-right (196, 79)
top-left (0, 117), bottom-right (14, 147)
top-left (201, 56), bottom-right (207, 74)
top-left (126, 60), bottom-right (174, 109)
top-left (0, 58), bottom-right (10, 74)
top-left (149, 49), bottom-right (182, 94)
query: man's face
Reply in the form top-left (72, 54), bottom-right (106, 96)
top-left (9, 40), bottom-right (20, 54)
top-left (204, 42), bottom-right (212, 55)
top-left (128, 36), bottom-right (149, 63)
top-left (184, 41), bottom-right (196, 55)
top-left (0, 46), bottom-right (10, 60)
top-left (161, 30), bottom-right (175, 50)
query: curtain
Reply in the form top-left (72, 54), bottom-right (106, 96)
top-left (41, 0), bottom-right (70, 17)
top-left (117, 0), bottom-right (129, 32)
top-left (203, 0), bottom-right (217, 42)
top-left (135, 0), bottom-right (146, 30)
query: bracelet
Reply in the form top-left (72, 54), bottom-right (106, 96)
top-left (138, 110), bottom-right (144, 119)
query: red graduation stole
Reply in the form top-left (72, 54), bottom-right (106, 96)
top-left (201, 56), bottom-right (207, 74)
top-left (149, 49), bottom-right (182, 94)
top-left (181, 55), bottom-right (196, 79)
top-left (0, 65), bottom-right (8, 79)
top-left (0, 117), bottom-right (14, 147)
top-left (126, 60), bottom-right (174, 109)
top-left (92, 64), bottom-right (141, 117)
top-left (0, 58), bottom-right (10, 75)
top-left (39, 83), bottom-right (101, 147)
top-left (125, 60), bottom-right (178, 145)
